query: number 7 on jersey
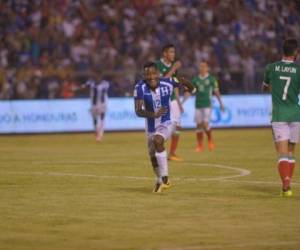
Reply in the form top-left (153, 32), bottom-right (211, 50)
top-left (279, 76), bottom-right (291, 100)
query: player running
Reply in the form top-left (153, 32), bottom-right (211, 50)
top-left (85, 72), bottom-right (110, 141)
top-left (262, 38), bottom-right (300, 197)
top-left (134, 62), bottom-right (195, 193)
top-left (191, 61), bottom-right (224, 152)
top-left (156, 44), bottom-right (186, 161)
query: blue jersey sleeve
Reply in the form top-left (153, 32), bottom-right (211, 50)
top-left (171, 77), bottom-right (179, 88)
top-left (161, 77), bottom-right (179, 88)
top-left (133, 83), bottom-right (143, 100)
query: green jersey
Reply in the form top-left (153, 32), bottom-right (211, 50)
top-left (263, 60), bottom-right (300, 122)
top-left (155, 59), bottom-right (177, 101)
top-left (192, 74), bottom-right (218, 108)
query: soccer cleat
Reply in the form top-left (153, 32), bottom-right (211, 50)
top-left (195, 145), bottom-right (204, 152)
top-left (280, 189), bottom-right (293, 197)
top-left (161, 176), bottom-right (171, 190)
top-left (208, 141), bottom-right (215, 151)
top-left (168, 154), bottom-right (183, 161)
top-left (153, 183), bottom-right (163, 193)
top-left (161, 181), bottom-right (171, 190)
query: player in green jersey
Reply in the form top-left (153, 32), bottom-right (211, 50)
top-left (156, 44), bottom-right (186, 161)
top-left (262, 38), bottom-right (300, 197)
top-left (192, 61), bottom-right (224, 152)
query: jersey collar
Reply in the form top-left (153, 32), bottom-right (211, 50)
top-left (198, 73), bottom-right (209, 79)
top-left (161, 58), bottom-right (172, 67)
top-left (281, 59), bottom-right (294, 63)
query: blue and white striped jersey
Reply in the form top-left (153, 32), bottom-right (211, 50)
top-left (86, 79), bottom-right (110, 106)
top-left (134, 78), bottom-right (178, 133)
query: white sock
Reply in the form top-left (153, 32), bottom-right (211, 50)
top-left (96, 122), bottom-right (104, 137)
top-left (155, 150), bottom-right (168, 178)
top-left (99, 121), bottom-right (104, 136)
top-left (153, 167), bottom-right (162, 183)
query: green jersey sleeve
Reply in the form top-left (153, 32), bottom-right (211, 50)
top-left (212, 76), bottom-right (219, 91)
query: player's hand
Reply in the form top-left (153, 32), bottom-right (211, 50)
top-left (154, 107), bottom-right (168, 118)
top-left (172, 60), bottom-right (182, 70)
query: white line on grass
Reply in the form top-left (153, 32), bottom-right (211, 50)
top-left (3, 165), bottom-right (300, 186)
top-left (2, 162), bottom-right (251, 182)
top-left (4, 171), bottom-right (153, 180)
top-left (189, 163), bottom-right (251, 181)
top-left (161, 240), bottom-right (300, 250)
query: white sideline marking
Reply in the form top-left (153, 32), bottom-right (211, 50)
top-left (162, 240), bottom-right (300, 250)
top-left (3, 162), bottom-right (251, 182)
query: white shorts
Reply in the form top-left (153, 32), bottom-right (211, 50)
top-left (91, 105), bottom-right (106, 116)
top-left (194, 108), bottom-right (211, 124)
top-left (272, 122), bottom-right (300, 143)
top-left (147, 122), bottom-right (173, 157)
top-left (170, 100), bottom-right (181, 126)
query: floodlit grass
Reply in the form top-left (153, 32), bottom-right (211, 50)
top-left (0, 129), bottom-right (300, 250)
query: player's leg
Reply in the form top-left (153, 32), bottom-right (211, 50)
top-left (153, 124), bottom-right (173, 192)
top-left (91, 106), bottom-right (99, 140)
top-left (203, 108), bottom-right (214, 150)
top-left (147, 134), bottom-right (162, 192)
top-left (168, 101), bottom-right (182, 161)
top-left (96, 105), bottom-right (106, 141)
top-left (286, 122), bottom-right (300, 192)
top-left (272, 122), bottom-right (292, 196)
top-left (97, 112), bottom-right (105, 139)
top-left (195, 109), bottom-right (204, 152)
top-left (95, 107), bottom-right (103, 141)
top-left (288, 142), bottom-right (296, 184)
top-left (95, 115), bottom-right (102, 141)
top-left (154, 134), bottom-right (168, 178)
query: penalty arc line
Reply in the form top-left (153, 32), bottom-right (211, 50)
top-left (2, 162), bottom-right (251, 182)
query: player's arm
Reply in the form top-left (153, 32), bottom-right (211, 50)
top-left (262, 64), bottom-right (271, 92)
top-left (164, 60), bottom-right (182, 78)
top-left (213, 78), bottom-right (225, 112)
top-left (173, 87), bottom-right (184, 113)
top-left (177, 77), bottom-right (196, 94)
top-left (181, 77), bottom-right (197, 102)
top-left (72, 81), bottom-right (89, 92)
top-left (134, 99), bottom-right (167, 118)
top-left (214, 89), bottom-right (225, 112)
top-left (262, 82), bottom-right (271, 92)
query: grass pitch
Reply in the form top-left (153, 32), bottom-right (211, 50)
top-left (0, 129), bottom-right (300, 250)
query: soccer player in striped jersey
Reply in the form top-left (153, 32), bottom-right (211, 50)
top-left (262, 38), bottom-right (300, 197)
top-left (156, 44), bottom-right (184, 161)
top-left (85, 73), bottom-right (110, 141)
top-left (134, 62), bottom-right (195, 193)
top-left (192, 61), bottom-right (224, 152)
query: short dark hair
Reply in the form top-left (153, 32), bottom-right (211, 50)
top-left (143, 62), bottom-right (157, 70)
top-left (283, 39), bottom-right (299, 56)
top-left (162, 44), bottom-right (175, 53)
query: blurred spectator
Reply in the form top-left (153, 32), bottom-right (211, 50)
top-left (60, 76), bottom-right (77, 99)
top-left (0, 0), bottom-right (300, 100)
top-left (242, 52), bottom-right (256, 93)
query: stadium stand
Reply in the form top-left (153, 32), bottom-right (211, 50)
top-left (0, 0), bottom-right (300, 99)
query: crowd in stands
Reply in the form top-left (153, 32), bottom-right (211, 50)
top-left (1, 0), bottom-right (300, 100)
